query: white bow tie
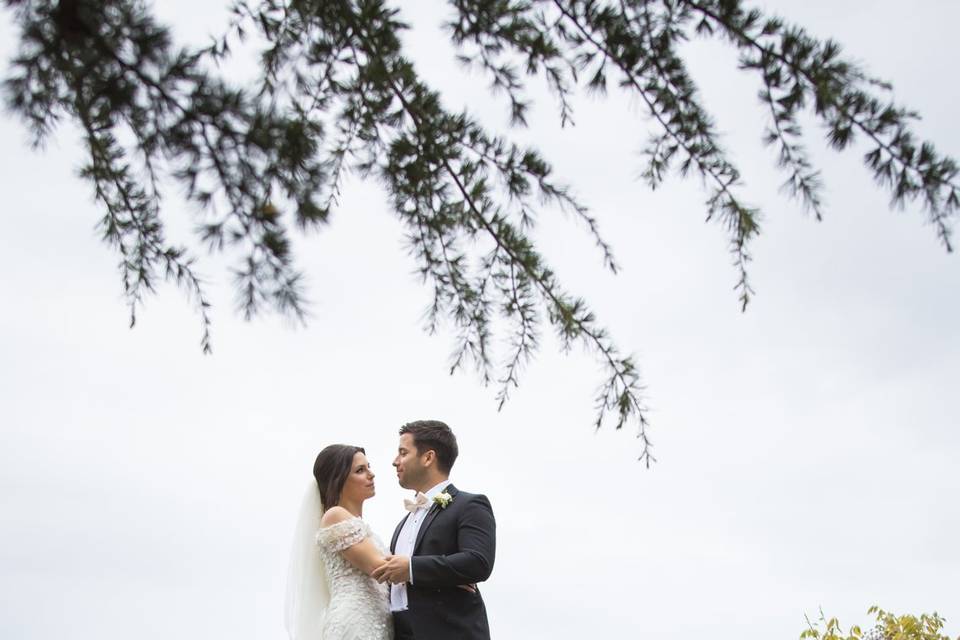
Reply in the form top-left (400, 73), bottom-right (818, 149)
top-left (403, 492), bottom-right (429, 512)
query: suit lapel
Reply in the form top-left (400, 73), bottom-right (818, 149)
top-left (413, 483), bottom-right (458, 554)
top-left (390, 513), bottom-right (409, 554)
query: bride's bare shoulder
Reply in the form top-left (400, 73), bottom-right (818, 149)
top-left (320, 506), bottom-right (354, 528)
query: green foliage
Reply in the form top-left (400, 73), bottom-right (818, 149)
top-left (4, 0), bottom-right (959, 461)
top-left (802, 606), bottom-right (958, 640)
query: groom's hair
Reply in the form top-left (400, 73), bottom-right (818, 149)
top-left (400, 420), bottom-right (459, 474)
top-left (313, 444), bottom-right (365, 509)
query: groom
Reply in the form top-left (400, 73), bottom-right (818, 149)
top-left (372, 420), bottom-right (496, 640)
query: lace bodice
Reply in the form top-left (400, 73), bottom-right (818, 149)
top-left (315, 517), bottom-right (392, 640)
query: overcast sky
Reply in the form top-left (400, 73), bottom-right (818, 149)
top-left (1, 1), bottom-right (958, 639)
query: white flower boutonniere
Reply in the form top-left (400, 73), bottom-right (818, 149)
top-left (433, 491), bottom-right (453, 509)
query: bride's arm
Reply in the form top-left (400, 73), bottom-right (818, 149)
top-left (319, 507), bottom-right (387, 576)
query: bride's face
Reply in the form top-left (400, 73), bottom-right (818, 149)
top-left (340, 451), bottom-right (376, 504)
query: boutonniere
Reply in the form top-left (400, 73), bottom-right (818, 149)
top-left (433, 491), bottom-right (453, 509)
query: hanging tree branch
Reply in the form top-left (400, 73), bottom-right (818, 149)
top-left (4, 0), bottom-right (958, 462)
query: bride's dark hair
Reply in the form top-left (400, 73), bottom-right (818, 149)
top-left (313, 444), bottom-right (365, 509)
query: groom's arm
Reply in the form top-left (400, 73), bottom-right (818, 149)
top-left (410, 495), bottom-right (496, 588)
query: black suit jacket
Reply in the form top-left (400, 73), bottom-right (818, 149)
top-left (390, 484), bottom-right (496, 640)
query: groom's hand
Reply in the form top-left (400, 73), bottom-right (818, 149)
top-left (372, 554), bottom-right (410, 585)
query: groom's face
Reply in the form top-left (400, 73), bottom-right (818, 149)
top-left (393, 433), bottom-right (427, 491)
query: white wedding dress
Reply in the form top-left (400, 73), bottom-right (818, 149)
top-left (285, 485), bottom-right (393, 640)
top-left (315, 518), bottom-right (393, 639)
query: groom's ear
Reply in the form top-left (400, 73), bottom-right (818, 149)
top-left (422, 449), bottom-right (436, 467)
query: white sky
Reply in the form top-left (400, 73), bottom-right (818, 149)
top-left (1, 1), bottom-right (958, 638)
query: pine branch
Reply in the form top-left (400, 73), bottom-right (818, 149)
top-left (683, 0), bottom-right (959, 250)
top-left (755, 49), bottom-right (825, 219)
top-left (552, 0), bottom-right (759, 310)
top-left (340, 1), bottom-right (653, 461)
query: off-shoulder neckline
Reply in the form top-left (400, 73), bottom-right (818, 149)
top-left (318, 515), bottom-right (364, 531)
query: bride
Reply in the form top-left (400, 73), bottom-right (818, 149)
top-left (285, 444), bottom-right (393, 640)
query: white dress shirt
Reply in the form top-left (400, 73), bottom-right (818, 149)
top-left (389, 479), bottom-right (451, 612)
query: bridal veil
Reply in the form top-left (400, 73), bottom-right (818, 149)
top-left (284, 482), bottom-right (330, 640)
